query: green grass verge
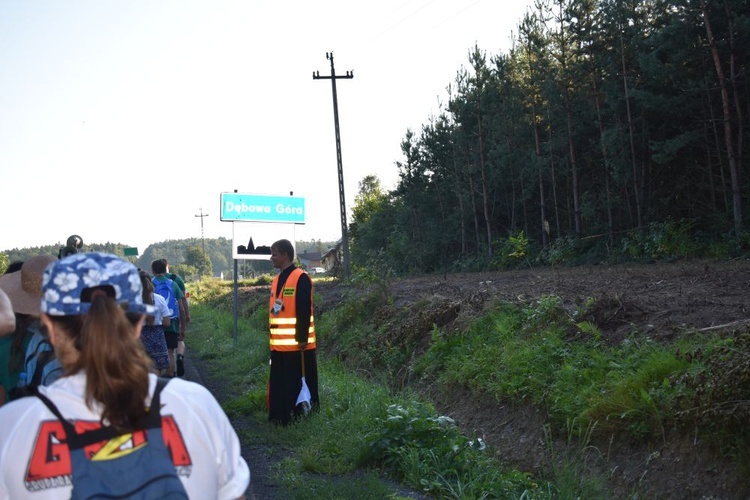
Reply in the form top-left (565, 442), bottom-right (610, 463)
top-left (187, 295), bottom-right (554, 499)
top-left (189, 274), bottom-right (750, 497)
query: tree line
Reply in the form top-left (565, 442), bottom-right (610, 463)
top-left (2, 237), bottom-right (335, 280)
top-left (349, 0), bottom-right (749, 274)
top-left (0, 239), bottom-right (219, 279)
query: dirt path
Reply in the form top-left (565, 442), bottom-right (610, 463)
top-left (182, 354), bottom-right (284, 499)
top-left (184, 345), bottom-right (427, 500)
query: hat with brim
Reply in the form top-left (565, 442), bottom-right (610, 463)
top-left (42, 252), bottom-right (155, 317)
top-left (0, 255), bottom-right (57, 316)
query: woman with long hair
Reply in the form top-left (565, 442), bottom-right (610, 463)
top-left (0, 253), bottom-right (249, 498)
top-left (138, 270), bottom-right (171, 375)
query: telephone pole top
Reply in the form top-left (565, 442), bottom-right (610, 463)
top-left (195, 208), bottom-right (209, 255)
top-left (313, 51), bottom-right (353, 278)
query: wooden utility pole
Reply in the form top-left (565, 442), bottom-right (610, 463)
top-left (313, 52), bottom-right (353, 277)
top-left (195, 208), bottom-right (209, 255)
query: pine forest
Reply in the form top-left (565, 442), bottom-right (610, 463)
top-left (348, 0), bottom-right (750, 274)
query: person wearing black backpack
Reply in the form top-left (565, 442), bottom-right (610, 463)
top-left (0, 252), bottom-right (250, 498)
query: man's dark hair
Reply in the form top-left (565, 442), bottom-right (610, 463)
top-left (151, 259), bottom-right (167, 275)
top-left (271, 239), bottom-right (294, 260)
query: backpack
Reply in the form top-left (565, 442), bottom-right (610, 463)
top-left (153, 277), bottom-right (178, 319)
top-left (34, 378), bottom-right (188, 499)
top-left (25, 333), bottom-right (63, 386)
top-left (9, 331), bottom-right (63, 400)
top-left (167, 273), bottom-right (185, 293)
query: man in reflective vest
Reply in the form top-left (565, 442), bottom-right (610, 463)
top-left (268, 239), bottom-right (319, 425)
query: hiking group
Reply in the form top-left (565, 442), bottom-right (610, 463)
top-left (0, 255), bottom-right (190, 405)
top-left (0, 247), bottom-right (250, 498)
top-left (0, 236), bottom-right (323, 497)
top-left (146, 258), bottom-right (190, 378)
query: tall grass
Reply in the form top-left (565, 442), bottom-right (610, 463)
top-left (322, 284), bottom-right (749, 493)
top-left (189, 283), bottom-right (552, 499)
top-left (189, 275), bottom-right (748, 498)
top-left (411, 295), bottom-right (733, 447)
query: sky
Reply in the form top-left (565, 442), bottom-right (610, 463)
top-left (0, 0), bottom-right (534, 254)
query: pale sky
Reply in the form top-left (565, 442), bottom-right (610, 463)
top-left (1, 0), bottom-right (533, 253)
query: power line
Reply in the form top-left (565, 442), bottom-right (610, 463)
top-left (367, 0), bottom-right (439, 43)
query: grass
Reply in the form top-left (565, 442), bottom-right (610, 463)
top-left (411, 294), bottom-right (745, 450)
top-left (187, 274), bottom-right (750, 498)
top-left (188, 287), bottom-right (552, 499)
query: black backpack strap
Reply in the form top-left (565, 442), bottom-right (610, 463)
top-left (34, 387), bottom-right (111, 449)
top-left (34, 377), bottom-right (173, 450)
top-left (34, 386), bottom-right (79, 443)
top-left (142, 377), bottom-right (170, 429)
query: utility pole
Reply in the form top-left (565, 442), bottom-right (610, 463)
top-left (313, 51), bottom-right (353, 277)
top-left (195, 208), bottom-right (209, 255)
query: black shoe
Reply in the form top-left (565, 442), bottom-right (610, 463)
top-left (176, 355), bottom-right (185, 377)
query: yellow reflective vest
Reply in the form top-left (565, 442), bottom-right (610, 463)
top-left (268, 268), bottom-right (316, 352)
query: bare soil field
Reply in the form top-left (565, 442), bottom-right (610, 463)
top-left (315, 258), bottom-right (750, 345)
top-left (312, 258), bottom-right (750, 499)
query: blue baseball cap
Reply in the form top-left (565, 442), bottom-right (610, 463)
top-left (41, 252), bottom-right (155, 316)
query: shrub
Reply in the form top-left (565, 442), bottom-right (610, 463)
top-left (364, 402), bottom-right (540, 498)
top-left (620, 218), bottom-right (699, 260)
top-left (493, 231), bottom-right (531, 269)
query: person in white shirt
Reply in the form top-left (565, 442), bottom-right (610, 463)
top-left (138, 270), bottom-right (172, 375)
top-left (0, 252), bottom-right (250, 499)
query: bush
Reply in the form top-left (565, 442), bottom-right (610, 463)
top-left (620, 218), bottom-right (699, 260)
top-left (493, 231), bottom-right (531, 269)
top-left (541, 235), bottom-right (579, 265)
top-left (364, 402), bottom-right (540, 498)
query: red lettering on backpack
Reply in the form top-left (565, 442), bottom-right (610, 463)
top-left (162, 415), bottom-right (192, 466)
top-left (26, 421), bottom-right (71, 481)
top-left (25, 416), bottom-right (191, 488)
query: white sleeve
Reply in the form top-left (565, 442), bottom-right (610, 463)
top-left (199, 386), bottom-right (250, 499)
top-left (167, 381), bottom-right (251, 499)
top-left (154, 294), bottom-right (173, 319)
